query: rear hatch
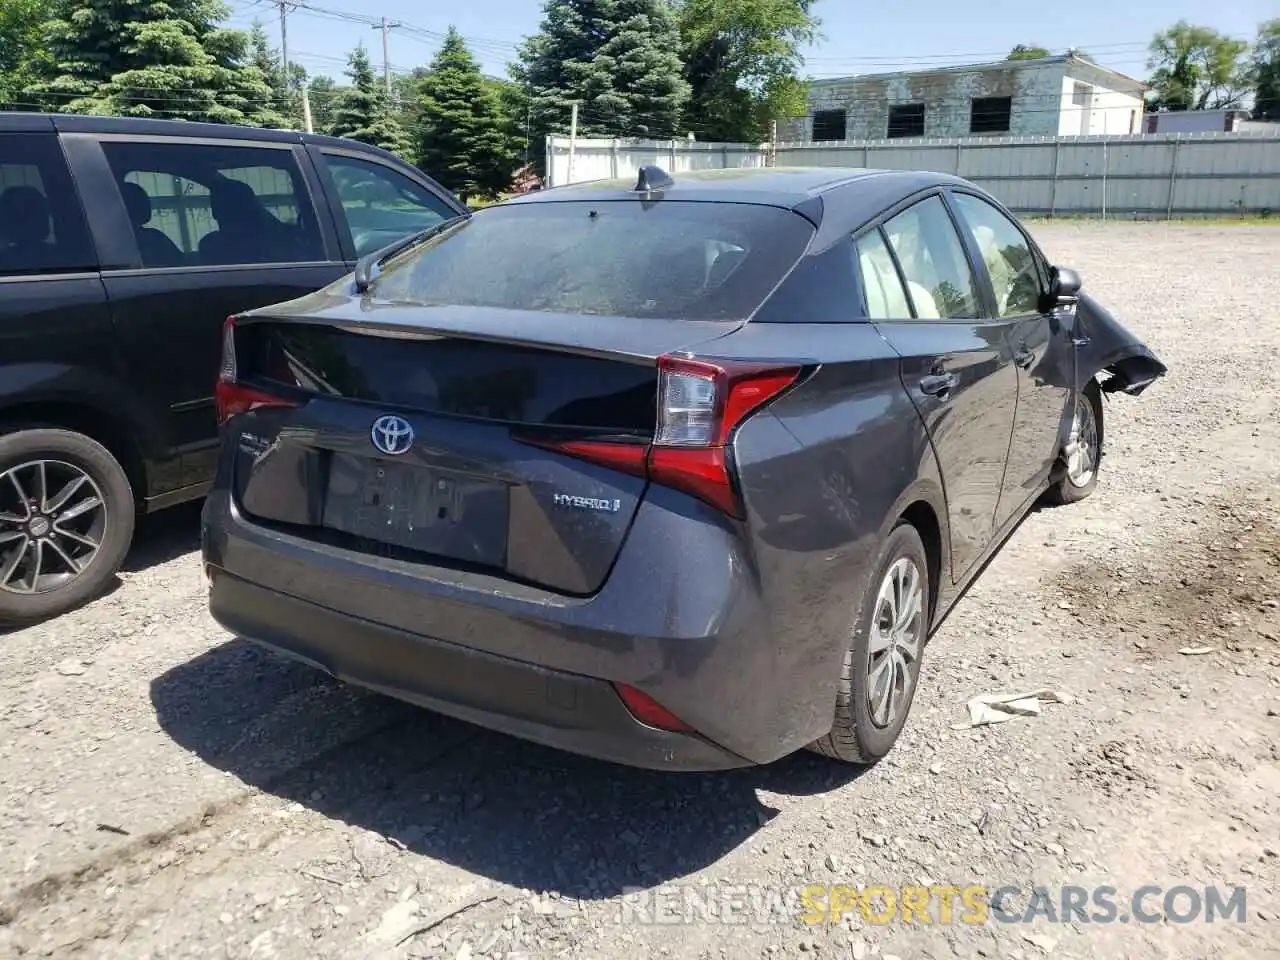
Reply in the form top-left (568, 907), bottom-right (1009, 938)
top-left (222, 198), bottom-right (816, 595)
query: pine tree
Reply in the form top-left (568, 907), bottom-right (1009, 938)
top-left (247, 22), bottom-right (289, 114)
top-left (307, 75), bottom-right (342, 134)
top-left (32, 0), bottom-right (287, 125)
top-left (415, 27), bottom-right (518, 202)
top-left (516, 0), bottom-right (688, 145)
top-left (327, 45), bottom-right (413, 158)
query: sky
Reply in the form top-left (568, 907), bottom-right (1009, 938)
top-left (224, 0), bottom-right (1273, 90)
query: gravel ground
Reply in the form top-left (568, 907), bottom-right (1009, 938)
top-left (2, 222), bottom-right (1279, 960)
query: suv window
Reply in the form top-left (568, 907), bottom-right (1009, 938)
top-left (883, 195), bottom-right (980, 320)
top-left (951, 193), bottom-right (1044, 316)
top-left (0, 133), bottom-right (96, 276)
top-left (855, 230), bottom-right (911, 319)
top-left (100, 141), bottom-right (323, 268)
top-left (319, 154), bottom-right (455, 258)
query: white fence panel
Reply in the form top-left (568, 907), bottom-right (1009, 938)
top-left (546, 132), bottom-right (1280, 217)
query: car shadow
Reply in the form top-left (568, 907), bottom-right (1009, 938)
top-left (150, 638), bottom-right (868, 900)
top-left (124, 500), bottom-right (205, 572)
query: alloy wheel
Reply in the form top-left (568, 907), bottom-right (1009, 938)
top-left (0, 460), bottom-right (108, 595)
top-left (1064, 395), bottom-right (1098, 487)
top-left (865, 556), bottom-right (924, 728)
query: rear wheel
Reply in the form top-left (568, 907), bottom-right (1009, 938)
top-left (0, 428), bottom-right (135, 627)
top-left (1047, 380), bottom-right (1103, 505)
top-left (808, 523), bottom-right (930, 764)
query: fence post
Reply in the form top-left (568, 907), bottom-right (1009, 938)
top-left (1166, 137), bottom-right (1180, 220)
top-left (721, 143), bottom-right (729, 171)
top-left (1049, 139), bottom-right (1061, 218)
top-left (610, 139), bottom-right (619, 180)
top-left (955, 141), bottom-right (962, 174)
top-left (670, 139), bottom-right (678, 171)
top-left (1100, 139), bottom-right (1108, 221)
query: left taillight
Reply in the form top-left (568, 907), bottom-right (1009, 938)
top-left (215, 315), bottom-right (301, 425)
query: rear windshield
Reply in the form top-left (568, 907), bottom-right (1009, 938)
top-left (370, 200), bottom-right (814, 320)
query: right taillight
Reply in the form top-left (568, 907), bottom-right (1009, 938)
top-left (518, 354), bottom-right (800, 518)
top-left (215, 315), bottom-right (301, 425)
top-left (649, 356), bottom-right (800, 516)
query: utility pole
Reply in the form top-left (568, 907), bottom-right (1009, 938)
top-left (301, 83), bottom-right (314, 134)
top-left (276, 1), bottom-right (291, 93)
top-left (373, 17), bottom-right (401, 97)
top-left (566, 102), bottom-right (580, 185)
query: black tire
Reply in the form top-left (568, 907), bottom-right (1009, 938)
top-left (808, 522), bottom-right (931, 765)
top-left (1046, 379), bottom-right (1104, 506)
top-left (0, 427), bottom-right (135, 627)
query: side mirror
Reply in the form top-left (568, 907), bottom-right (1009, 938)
top-left (1042, 265), bottom-right (1081, 312)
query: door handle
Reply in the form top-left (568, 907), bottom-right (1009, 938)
top-left (919, 371), bottom-right (959, 398)
top-left (1014, 346), bottom-right (1036, 369)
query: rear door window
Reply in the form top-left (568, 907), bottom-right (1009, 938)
top-left (372, 200), bottom-right (815, 321)
top-left (0, 133), bottom-right (96, 276)
top-left (882, 195), bottom-right (981, 320)
top-left (855, 229), bottom-right (911, 319)
top-left (100, 141), bottom-right (324, 268)
top-left (318, 153), bottom-right (457, 258)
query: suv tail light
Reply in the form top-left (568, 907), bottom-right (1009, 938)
top-left (215, 316), bottom-right (302, 425)
top-left (520, 355), bottom-right (800, 518)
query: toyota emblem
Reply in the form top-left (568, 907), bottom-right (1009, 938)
top-left (370, 414), bottom-right (414, 456)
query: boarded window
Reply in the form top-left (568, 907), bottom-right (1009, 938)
top-left (811, 109), bottom-right (847, 141)
top-left (970, 96), bottom-right (1012, 134)
top-left (887, 103), bottom-right (925, 139)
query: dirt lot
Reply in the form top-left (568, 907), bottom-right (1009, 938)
top-left (2, 222), bottom-right (1279, 960)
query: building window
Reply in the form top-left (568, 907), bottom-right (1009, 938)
top-left (811, 109), bottom-right (847, 141)
top-left (969, 96), bottom-right (1012, 134)
top-left (887, 103), bottom-right (925, 139)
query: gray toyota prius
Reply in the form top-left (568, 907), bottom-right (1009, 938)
top-left (201, 166), bottom-right (1165, 771)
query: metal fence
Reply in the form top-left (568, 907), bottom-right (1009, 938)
top-left (546, 131), bottom-right (1280, 218)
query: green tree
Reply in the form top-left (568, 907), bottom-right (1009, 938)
top-left (1253, 19), bottom-right (1280, 121)
top-left (1146, 21), bottom-right (1252, 111)
top-left (677, 0), bottom-right (819, 143)
top-left (415, 27), bottom-right (518, 201)
top-left (327, 44), bottom-right (413, 156)
top-left (1007, 44), bottom-right (1051, 60)
top-left (33, 0), bottom-right (286, 125)
top-left (0, 0), bottom-right (50, 109)
top-left (516, 0), bottom-right (689, 144)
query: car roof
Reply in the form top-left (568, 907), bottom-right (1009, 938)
top-left (505, 166), bottom-right (971, 239)
top-left (0, 111), bottom-right (402, 162)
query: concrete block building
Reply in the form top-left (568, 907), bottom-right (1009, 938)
top-left (786, 55), bottom-right (1147, 142)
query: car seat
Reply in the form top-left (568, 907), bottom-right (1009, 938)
top-left (120, 182), bottom-right (185, 268)
top-left (0, 186), bottom-right (59, 270)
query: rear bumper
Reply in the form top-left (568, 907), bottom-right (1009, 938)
top-left (208, 568), bottom-right (748, 771)
top-left (201, 488), bottom-right (835, 769)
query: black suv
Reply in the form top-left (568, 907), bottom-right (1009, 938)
top-left (0, 112), bottom-right (467, 625)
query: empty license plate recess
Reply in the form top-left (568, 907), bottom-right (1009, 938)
top-left (323, 453), bottom-right (509, 566)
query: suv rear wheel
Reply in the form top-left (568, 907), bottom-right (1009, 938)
top-left (0, 427), bottom-right (135, 627)
top-left (808, 522), bottom-right (930, 764)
